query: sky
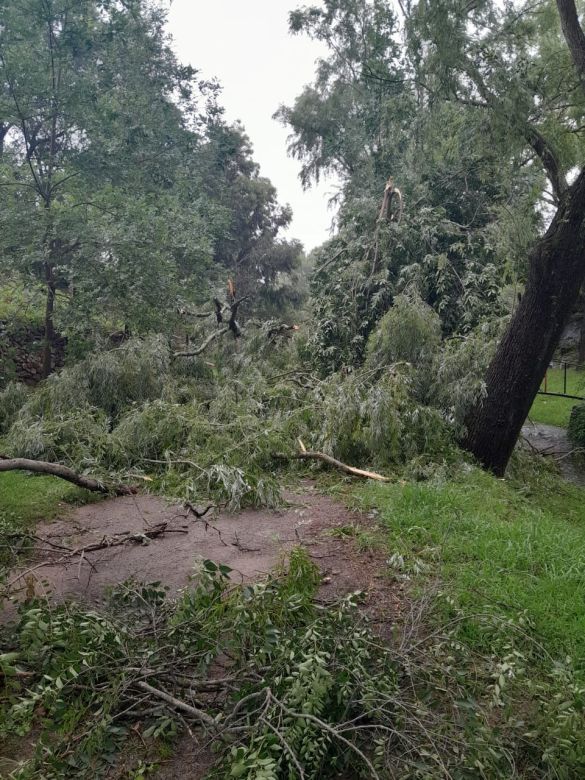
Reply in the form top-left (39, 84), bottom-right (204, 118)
top-left (166, 0), bottom-right (338, 252)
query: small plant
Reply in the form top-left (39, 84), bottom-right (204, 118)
top-left (568, 402), bottom-right (585, 448)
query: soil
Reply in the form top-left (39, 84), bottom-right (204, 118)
top-left (2, 480), bottom-right (403, 779)
top-left (5, 482), bottom-right (400, 621)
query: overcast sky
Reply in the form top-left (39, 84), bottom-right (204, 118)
top-left (166, 0), bottom-right (338, 252)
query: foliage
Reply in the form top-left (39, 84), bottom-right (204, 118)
top-left (429, 317), bottom-right (507, 432)
top-left (568, 403), bottom-right (585, 448)
top-left (0, 0), bottom-right (302, 363)
top-left (365, 291), bottom-right (441, 371)
top-left (0, 382), bottom-right (28, 435)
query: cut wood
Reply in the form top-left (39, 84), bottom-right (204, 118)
top-left (0, 457), bottom-right (136, 495)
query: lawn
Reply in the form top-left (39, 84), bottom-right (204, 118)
top-left (529, 365), bottom-right (585, 427)
top-left (0, 472), bottom-right (96, 566)
top-left (354, 467), bottom-right (585, 666)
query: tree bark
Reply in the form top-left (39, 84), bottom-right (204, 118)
top-left (0, 457), bottom-right (136, 495)
top-left (42, 260), bottom-right (56, 378)
top-left (462, 170), bottom-right (585, 475)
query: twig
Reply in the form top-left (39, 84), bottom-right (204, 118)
top-left (136, 681), bottom-right (218, 729)
top-left (268, 692), bottom-right (381, 780)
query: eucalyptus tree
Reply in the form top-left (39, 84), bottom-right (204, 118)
top-left (0, 0), bottom-right (220, 374)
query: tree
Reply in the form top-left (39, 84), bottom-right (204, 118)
top-left (201, 121), bottom-right (303, 310)
top-left (404, 0), bottom-right (585, 474)
top-left (279, 0), bottom-right (537, 372)
top-left (0, 0), bottom-right (224, 373)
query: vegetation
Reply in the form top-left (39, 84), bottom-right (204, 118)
top-left (2, 0), bottom-right (585, 776)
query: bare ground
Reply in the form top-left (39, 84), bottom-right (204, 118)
top-left (5, 482), bottom-right (400, 621)
top-left (521, 421), bottom-right (585, 485)
top-left (2, 480), bottom-right (403, 779)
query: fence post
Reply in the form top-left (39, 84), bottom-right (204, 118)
top-left (564, 362), bottom-right (567, 395)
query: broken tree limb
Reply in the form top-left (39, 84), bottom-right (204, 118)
top-left (0, 457), bottom-right (136, 495)
top-left (173, 326), bottom-right (229, 357)
top-left (273, 441), bottom-right (390, 482)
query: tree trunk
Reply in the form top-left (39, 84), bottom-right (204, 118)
top-left (577, 291), bottom-right (585, 366)
top-left (42, 260), bottom-right (55, 378)
top-left (462, 170), bottom-right (585, 475)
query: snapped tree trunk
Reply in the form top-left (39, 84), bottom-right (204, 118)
top-left (462, 170), bottom-right (585, 475)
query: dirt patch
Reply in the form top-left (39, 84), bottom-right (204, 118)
top-left (4, 483), bottom-right (401, 627)
top-left (521, 421), bottom-right (585, 485)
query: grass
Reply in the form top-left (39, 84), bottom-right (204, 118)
top-left (0, 472), bottom-right (96, 566)
top-left (353, 466), bottom-right (585, 667)
top-left (529, 366), bottom-right (585, 427)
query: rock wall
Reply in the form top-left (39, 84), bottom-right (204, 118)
top-left (0, 320), bottom-right (66, 386)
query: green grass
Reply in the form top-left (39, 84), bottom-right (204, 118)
top-left (354, 467), bottom-right (585, 667)
top-left (529, 366), bottom-right (585, 427)
top-left (0, 472), bottom-right (96, 566)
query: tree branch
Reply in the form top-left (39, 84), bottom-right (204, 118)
top-left (0, 457), bottom-right (136, 495)
top-left (173, 327), bottom-right (229, 357)
top-left (556, 0), bottom-right (585, 95)
top-left (274, 440), bottom-right (390, 482)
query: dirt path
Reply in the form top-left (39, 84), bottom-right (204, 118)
top-left (521, 421), bottom-right (585, 485)
top-left (5, 482), bottom-right (401, 629)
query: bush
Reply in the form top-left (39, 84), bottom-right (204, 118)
top-left (568, 403), bottom-right (585, 447)
top-left (0, 381), bottom-right (29, 434)
top-left (365, 291), bottom-right (441, 370)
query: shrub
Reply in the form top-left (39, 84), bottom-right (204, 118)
top-left (568, 403), bottom-right (585, 448)
top-left (0, 381), bottom-right (29, 434)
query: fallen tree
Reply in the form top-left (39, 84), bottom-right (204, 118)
top-left (0, 456), bottom-right (136, 495)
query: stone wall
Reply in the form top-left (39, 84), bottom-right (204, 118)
top-left (0, 320), bottom-right (66, 386)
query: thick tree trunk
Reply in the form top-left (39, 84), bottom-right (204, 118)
top-left (42, 261), bottom-right (55, 378)
top-left (578, 293), bottom-right (585, 366)
top-left (462, 170), bottom-right (585, 475)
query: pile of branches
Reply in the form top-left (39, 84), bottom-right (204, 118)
top-left (1, 549), bottom-right (557, 779)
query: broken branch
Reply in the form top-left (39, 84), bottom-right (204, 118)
top-left (0, 457), bottom-right (136, 495)
top-left (173, 327), bottom-right (229, 357)
top-left (274, 441), bottom-right (390, 482)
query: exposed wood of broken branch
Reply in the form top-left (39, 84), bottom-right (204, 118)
top-left (274, 443), bottom-right (390, 482)
top-left (0, 457), bottom-right (136, 495)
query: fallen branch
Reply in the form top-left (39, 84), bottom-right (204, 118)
top-left (0, 457), bottom-right (136, 495)
top-left (173, 326), bottom-right (229, 357)
top-left (274, 440), bottom-right (390, 482)
top-left (6, 523), bottom-right (188, 593)
top-left (136, 680), bottom-right (218, 729)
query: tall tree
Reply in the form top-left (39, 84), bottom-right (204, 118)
top-left (404, 0), bottom-right (585, 474)
top-left (279, 0), bottom-right (535, 371)
top-left (0, 0), bottom-right (223, 372)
